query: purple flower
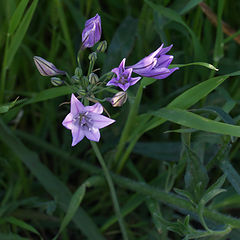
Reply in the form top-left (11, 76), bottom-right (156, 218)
top-left (128, 44), bottom-right (178, 79)
top-left (82, 14), bottom-right (101, 49)
top-left (62, 94), bottom-right (115, 146)
top-left (33, 56), bottom-right (66, 76)
top-left (106, 59), bottom-right (141, 91)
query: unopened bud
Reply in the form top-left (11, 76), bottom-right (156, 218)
top-left (78, 89), bottom-right (86, 96)
top-left (89, 73), bottom-right (99, 84)
top-left (97, 40), bottom-right (107, 53)
top-left (75, 67), bottom-right (83, 77)
top-left (108, 91), bottom-right (128, 107)
top-left (51, 77), bottom-right (63, 86)
top-left (33, 56), bottom-right (65, 76)
top-left (88, 52), bottom-right (97, 62)
top-left (71, 75), bottom-right (80, 83)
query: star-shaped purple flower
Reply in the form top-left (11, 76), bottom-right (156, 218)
top-left (106, 58), bottom-right (141, 91)
top-left (62, 94), bottom-right (115, 146)
top-left (82, 14), bottom-right (102, 49)
top-left (128, 44), bottom-right (178, 79)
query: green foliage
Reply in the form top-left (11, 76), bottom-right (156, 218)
top-left (2, 0), bottom-right (240, 239)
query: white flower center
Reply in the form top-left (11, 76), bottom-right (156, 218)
top-left (73, 112), bottom-right (93, 130)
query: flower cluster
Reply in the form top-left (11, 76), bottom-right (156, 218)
top-left (33, 14), bottom-right (178, 146)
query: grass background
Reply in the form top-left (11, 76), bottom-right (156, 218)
top-left (1, 0), bottom-right (240, 239)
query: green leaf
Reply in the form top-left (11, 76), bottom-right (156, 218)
top-left (54, 184), bottom-right (86, 239)
top-left (8, 0), bottom-right (30, 35)
top-left (152, 107), bottom-right (240, 137)
top-left (5, 216), bottom-right (40, 236)
top-left (144, 0), bottom-right (205, 59)
top-left (0, 233), bottom-right (29, 240)
top-left (174, 188), bottom-right (195, 205)
top-left (6, 0), bottom-right (39, 68)
top-left (103, 16), bottom-right (138, 72)
top-left (193, 106), bottom-right (235, 125)
top-left (145, 75), bottom-right (228, 133)
top-left (184, 146), bottom-right (208, 199)
top-left (179, 0), bottom-right (203, 15)
top-left (168, 76), bottom-right (227, 109)
top-left (0, 119), bottom-right (106, 240)
top-left (0, 97), bottom-right (19, 114)
top-left (220, 160), bottom-right (240, 195)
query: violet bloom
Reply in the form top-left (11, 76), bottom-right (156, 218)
top-left (82, 14), bottom-right (101, 49)
top-left (62, 94), bottom-right (115, 146)
top-left (106, 58), bottom-right (141, 91)
top-left (33, 56), bottom-right (65, 76)
top-left (128, 44), bottom-right (178, 79)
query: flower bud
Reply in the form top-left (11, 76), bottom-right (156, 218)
top-left (51, 77), bottom-right (63, 86)
top-left (33, 56), bottom-right (65, 76)
top-left (89, 73), bottom-right (99, 84)
top-left (97, 40), bottom-right (107, 53)
top-left (75, 67), bottom-right (83, 77)
top-left (71, 75), bottom-right (80, 83)
top-left (108, 91), bottom-right (128, 107)
top-left (88, 52), bottom-right (97, 62)
top-left (81, 14), bottom-right (102, 49)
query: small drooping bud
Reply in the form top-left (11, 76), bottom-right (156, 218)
top-left (97, 40), bottom-right (107, 53)
top-left (88, 52), bottom-right (97, 62)
top-left (81, 14), bottom-right (102, 49)
top-left (33, 56), bottom-right (65, 76)
top-left (75, 67), bottom-right (83, 78)
top-left (89, 73), bottom-right (99, 84)
top-left (108, 91), bottom-right (128, 107)
top-left (51, 77), bottom-right (63, 86)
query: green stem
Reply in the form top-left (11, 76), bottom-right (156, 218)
top-left (91, 142), bottom-right (128, 240)
top-left (0, 33), bottom-right (10, 104)
top-left (115, 85), bottom-right (143, 172)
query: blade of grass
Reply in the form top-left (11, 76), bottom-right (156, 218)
top-left (0, 118), bottom-right (106, 240)
top-left (0, 0), bottom-right (39, 103)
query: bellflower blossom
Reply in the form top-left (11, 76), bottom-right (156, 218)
top-left (33, 56), bottom-right (66, 76)
top-left (82, 14), bottom-right (101, 49)
top-left (106, 58), bottom-right (141, 91)
top-left (128, 44), bottom-right (178, 79)
top-left (62, 94), bottom-right (115, 146)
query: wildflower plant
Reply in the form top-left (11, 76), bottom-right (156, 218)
top-left (2, 2), bottom-right (240, 240)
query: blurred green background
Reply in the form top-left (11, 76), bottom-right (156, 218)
top-left (1, 0), bottom-right (240, 239)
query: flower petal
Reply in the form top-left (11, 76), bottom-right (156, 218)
top-left (143, 67), bottom-right (178, 79)
top-left (157, 44), bottom-right (173, 56)
top-left (90, 113), bottom-right (115, 129)
top-left (71, 125), bottom-right (85, 146)
top-left (70, 94), bottom-right (84, 115)
top-left (155, 55), bottom-right (173, 68)
top-left (85, 102), bottom-right (103, 114)
top-left (130, 77), bottom-right (141, 86)
top-left (84, 127), bottom-right (100, 142)
top-left (62, 113), bottom-right (74, 130)
top-left (119, 58), bottom-right (126, 73)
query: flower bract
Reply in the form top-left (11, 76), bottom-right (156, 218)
top-left (62, 94), bottom-right (115, 146)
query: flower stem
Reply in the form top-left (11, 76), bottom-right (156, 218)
top-left (115, 85), bottom-right (143, 172)
top-left (90, 142), bottom-right (128, 240)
